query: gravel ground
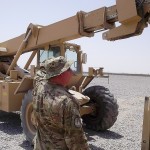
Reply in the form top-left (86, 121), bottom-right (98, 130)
top-left (0, 74), bottom-right (150, 150)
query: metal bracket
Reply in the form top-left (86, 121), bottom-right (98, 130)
top-left (107, 13), bottom-right (118, 20)
top-left (77, 11), bottom-right (94, 37)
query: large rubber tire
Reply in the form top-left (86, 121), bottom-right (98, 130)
top-left (20, 90), bottom-right (36, 143)
top-left (82, 86), bottom-right (118, 131)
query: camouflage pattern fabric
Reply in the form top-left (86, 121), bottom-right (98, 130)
top-left (32, 80), bottom-right (90, 150)
top-left (43, 56), bottom-right (73, 79)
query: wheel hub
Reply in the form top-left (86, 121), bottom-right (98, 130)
top-left (25, 103), bottom-right (36, 135)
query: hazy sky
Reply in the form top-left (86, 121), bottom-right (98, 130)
top-left (0, 0), bottom-right (149, 74)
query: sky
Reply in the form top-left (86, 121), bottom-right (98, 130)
top-left (0, 0), bottom-right (150, 74)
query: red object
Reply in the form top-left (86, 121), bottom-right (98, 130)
top-left (50, 69), bottom-right (73, 86)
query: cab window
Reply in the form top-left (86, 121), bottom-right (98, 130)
top-left (39, 46), bottom-right (60, 63)
top-left (65, 47), bottom-right (78, 72)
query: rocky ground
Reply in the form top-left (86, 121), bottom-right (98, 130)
top-left (0, 74), bottom-right (150, 150)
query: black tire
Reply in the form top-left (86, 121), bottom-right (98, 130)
top-left (20, 90), bottom-right (36, 143)
top-left (82, 86), bottom-right (118, 131)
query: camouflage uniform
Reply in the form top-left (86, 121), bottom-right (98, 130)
top-left (33, 56), bottom-right (89, 150)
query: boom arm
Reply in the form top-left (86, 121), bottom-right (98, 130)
top-left (0, 0), bottom-right (150, 57)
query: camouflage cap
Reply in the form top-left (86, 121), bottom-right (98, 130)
top-left (43, 56), bottom-right (73, 79)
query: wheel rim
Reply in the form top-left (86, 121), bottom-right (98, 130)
top-left (84, 98), bottom-right (101, 118)
top-left (25, 102), bottom-right (36, 135)
top-left (89, 103), bottom-right (99, 118)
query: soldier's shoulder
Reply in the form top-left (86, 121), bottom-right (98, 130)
top-left (53, 86), bottom-right (68, 94)
top-left (53, 87), bottom-right (72, 100)
top-left (57, 94), bottom-right (78, 108)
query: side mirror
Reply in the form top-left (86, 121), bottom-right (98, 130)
top-left (82, 53), bottom-right (87, 64)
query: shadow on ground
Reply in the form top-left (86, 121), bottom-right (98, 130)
top-left (83, 128), bottom-right (123, 150)
top-left (0, 110), bottom-right (22, 135)
top-left (84, 128), bottom-right (123, 140)
top-left (19, 141), bottom-right (33, 150)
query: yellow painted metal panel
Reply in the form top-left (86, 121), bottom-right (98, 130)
top-left (0, 82), bottom-right (24, 112)
top-left (117, 0), bottom-right (141, 24)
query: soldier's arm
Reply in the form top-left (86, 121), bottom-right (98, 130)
top-left (63, 98), bottom-right (90, 150)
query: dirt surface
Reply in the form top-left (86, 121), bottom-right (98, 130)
top-left (0, 74), bottom-right (150, 150)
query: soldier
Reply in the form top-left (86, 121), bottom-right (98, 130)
top-left (32, 56), bottom-right (90, 150)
